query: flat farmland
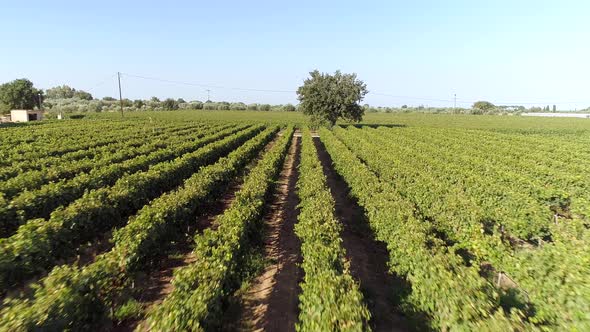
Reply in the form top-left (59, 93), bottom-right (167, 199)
top-left (0, 112), bottom-right (589, 331)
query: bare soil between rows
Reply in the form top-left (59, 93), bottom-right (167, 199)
top-left (313, 137), bottom-right (412, 332)
top-left (229, 135), bottom-right (303, 332)
top-left (111, 132), bottom-right (283, 332)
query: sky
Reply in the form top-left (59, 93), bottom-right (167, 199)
top-left (1, 0), bottom-right (589, 109)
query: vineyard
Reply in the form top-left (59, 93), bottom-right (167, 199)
top-left (0, 112), bottom-right (589, 331)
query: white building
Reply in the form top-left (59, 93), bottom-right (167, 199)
top-left (10, 110), bottom-right (44, 122)
top-left (522, 112), bottom-right (590, 118)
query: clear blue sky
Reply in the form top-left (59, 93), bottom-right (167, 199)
top-left (2, 0), bottom-right (589, 109)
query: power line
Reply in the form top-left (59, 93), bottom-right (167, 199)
top-left (117, 72), bottom-right (124, 118)
top-left (86, 74), bottom-right (117, 90)
top-left (370, 92), bottom-right (457, 103)
top-left (105, 72), bottom-right (590, 106)
top-left (120, 72), bottom-right (295, 93)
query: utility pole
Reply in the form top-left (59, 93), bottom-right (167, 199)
top-left (454, 93), bottom-right (457, 109)
top-left (117, 72), bottom-right (124, 118)
top-left (206, 89), bottom-right (211, 102)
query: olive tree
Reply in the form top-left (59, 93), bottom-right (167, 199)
top-left (191, 101), bottom-right (204, 109)
top-left (203, 102), bottom-right (217, 110)
top-left (162, 98), bottom-right (179, 110)
top-left (46, 85), bottom-right (93, 100)
top-left (133, 99), bottom-right (145, 109)
top-left (282, 104), bottom-right (296, 112)
top-left (297, 70), bottom-right (368, 127)
top-left (73, 90), bottom-right (93, 100)
top-left (45, 85), bottom-right (76, 99)
top-left (230, 102), bottom-right (247, 110)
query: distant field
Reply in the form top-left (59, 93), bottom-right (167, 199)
top-left (89, 109), bottom-right (590, 131)
top-left (0, 111), bottom-right (589, 331)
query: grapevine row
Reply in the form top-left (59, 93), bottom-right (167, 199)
top-left (319, 128), bottom-right (527, 330)
top-left (342, 126), bottom-right (590, 330)
top-left (0, 126), bottom-right (279, 331)
top-left (0, 121), bottom-right (149, 165)
top-left (146, 126), bottom-right (294, 331)
top-left (336, 127), bottom-right (524, 259)
top-left (0, 121), bottom-right (211, 185)
top-left (295, 128), bottom-right (370, 331)
top-left (374, 126), bottom-right (590, 219)
top-left (0, 123), bottom-right (239, 235)
top-left (0, 125), bottom-right (264, 290)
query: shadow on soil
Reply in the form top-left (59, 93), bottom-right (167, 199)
top-left (313, 137), bottom-right (433, 332)
top-left (220, 136), bottom-right (303, 332)
top-left (260, 137), bottom-right (303, 332)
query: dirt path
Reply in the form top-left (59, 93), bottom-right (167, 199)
top-left (313, 137), bottom-right (411, 332)
top-left (111, 234), bottom-right (197, 332)
top-left (111, 133), bottom-right (282, 332)
top-left (111, 178), bottom-right (243, 332)
top-left (232, 135), bottom-right (303, 332)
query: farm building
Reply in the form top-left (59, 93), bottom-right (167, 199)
top-left (10, 110), bottom-right (44, 122)
top-left (522, 112), bottom-right (590, 118)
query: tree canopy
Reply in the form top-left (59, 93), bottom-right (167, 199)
top-left (162, 98), bottom-right (179, 110)
top-left (45, 85), bottom-right (93, 100)
top-left (0, 79), bottom-right (42, 113)
top-left (472, 101), bottom-right (495, 111)
top-left (282, 104), bottom-right (296, 112)
top-left (297, 70), bottom-right (368, 127)
top-left (73, 90), bottom-right (93, 100)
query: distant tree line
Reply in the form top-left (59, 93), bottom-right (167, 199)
top-left (361, 102), bottom-right (567, 115)
top-left (45, 85), bottom-right (93, 100)
top-left (0, 78), bottom-right (585, 116)
top-left (0, 79), bottom-right (299, 115)
top-left (43, 96), bottom-right (299, 114)
top-left (42, 88), bottom-right (298, 114)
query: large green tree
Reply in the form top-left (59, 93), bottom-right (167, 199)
top-left (472, 101), bottom-right (495, 111)
top-left (0, 79), bottom-right (42, 113)
top-left (297, 70), bottom-right (368, 127)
